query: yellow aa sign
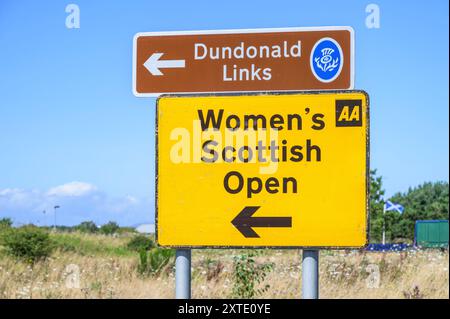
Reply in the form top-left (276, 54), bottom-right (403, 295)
top-left (156, 91), bottom-right (369, 248)
top-left (338, 106), bottom-right (360, 122)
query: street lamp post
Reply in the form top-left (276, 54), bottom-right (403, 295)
top-left (53, 205), bottom-right (60, 231)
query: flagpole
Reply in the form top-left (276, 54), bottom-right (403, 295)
top-left (382, 203), bottom-right (386, 245)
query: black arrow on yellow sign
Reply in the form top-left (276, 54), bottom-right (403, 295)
top-left (231, 206), bottom-right (292, 238)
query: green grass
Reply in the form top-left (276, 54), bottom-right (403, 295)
top-left (51, 232), bottom-right (135, 257)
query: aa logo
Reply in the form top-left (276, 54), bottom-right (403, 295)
top-left (335, 99), bottom-right (362, 127)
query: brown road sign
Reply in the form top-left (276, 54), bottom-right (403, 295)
top-left (133, 27), bottom-right (354, 97)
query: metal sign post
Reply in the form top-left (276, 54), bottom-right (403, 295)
top-left (175, 249), bottom-right (191, 299)
top-left (302, 249), bottom-right (319, 299)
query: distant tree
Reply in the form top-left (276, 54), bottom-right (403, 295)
top-left (389, 181), bottom-right (449, 240)
top-left (100, 221), bottom-right (120, 235)
top-left (0, 217), bottom-right (13, 228)
top-left (369, 169), bottom-right (385, 242)
top-left (76, 221), bottom-right (98, 233)
top-left (0, 217), bottom-right (13, 240)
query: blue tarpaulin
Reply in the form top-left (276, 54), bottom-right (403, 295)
top-left (365, 243), bottom-right (411, 252)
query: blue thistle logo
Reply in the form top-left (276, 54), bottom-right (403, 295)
top-left (310, 38), bottom-right (343, 83)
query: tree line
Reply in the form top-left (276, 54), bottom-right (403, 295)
top-left (370, 170), bottom-right (448, 243)
top-left (0, 219), bottom-right (133, 236)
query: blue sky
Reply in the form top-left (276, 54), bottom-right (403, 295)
top-left (0, 0), bottom-right (448, 226)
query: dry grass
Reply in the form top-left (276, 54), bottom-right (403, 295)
top-left (0, 234), bottom-right (448, 299)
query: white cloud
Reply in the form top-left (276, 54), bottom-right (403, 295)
top-left (47, 181), bottom-right (97, 197)
top-left (0, 182), bottom-right (153, 226)
top-left (125, 195), bottom-right (139, 204)
top-left (0, 188), bottom-right (42, 208)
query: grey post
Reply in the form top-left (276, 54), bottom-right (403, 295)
top-left (302, 249), bottom-right (319, 299)
top-left (175, 249), bottom-right (191, 299)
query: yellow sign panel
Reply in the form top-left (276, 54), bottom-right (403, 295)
top-left (156, 91), bottom-right (369, 248)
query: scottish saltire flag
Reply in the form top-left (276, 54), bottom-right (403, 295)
top-left (385, 200), bottom-right (404, 214)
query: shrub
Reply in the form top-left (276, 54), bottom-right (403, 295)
top-left (2, 226), bottom-right (54, 264)
top-left (100, 221), bottom-right (119, 235)
top-left (138, 247), bottom-right (175, 276)
top-left (127, 235), bottom-right (155, 252)
top-left (0, 217), bottom-right (12, 228)
top-left (205, 259), bottom-right (224, 281)
top-left (76, 221), bottom-right (98, 233)
top-left (116, 227), bottom-right (137, 234)
top-left (0, 217), bottom-right (12, 236)
top-left (231, 251), bottom-right (274, 298)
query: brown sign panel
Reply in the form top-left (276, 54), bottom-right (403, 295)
top-left (133, 27), bottom-right (354, 97)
